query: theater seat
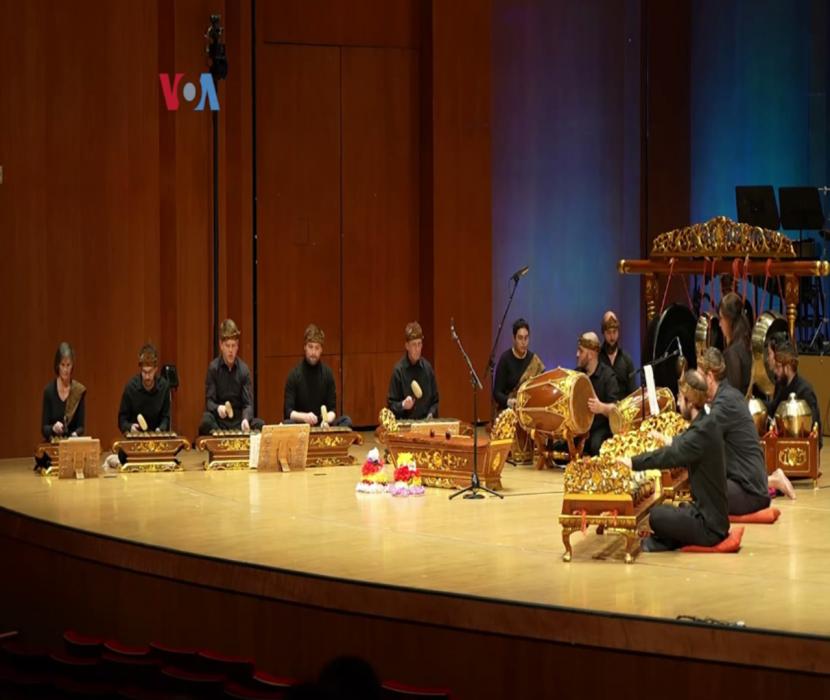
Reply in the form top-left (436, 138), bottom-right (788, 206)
top-left (382, 679), bottom-right (453, 698)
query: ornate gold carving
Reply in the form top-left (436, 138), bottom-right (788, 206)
top-left (119, 461), bottom-right (182, 473)
top-left (644, 274), bottom-right (658, 322)
top-left (421, 476), bottom-right (456, 489)
top-left (206, 459), bottom-right (251, 471)
top-left (650, 216), bottom-right (796, 258)
top-left (778, 447), bottom-right (807, 468)
top-left (491, 408), bottom-right (517, 441)
top-left (378, 407), bottom-right (399, 433)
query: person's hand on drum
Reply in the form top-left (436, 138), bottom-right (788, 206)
top-left (648, 429), bottom-right (671, 447)
top-left (402, 395), bottom-right (415, 411)
top-left (587, 397), bottom-right (611, 415)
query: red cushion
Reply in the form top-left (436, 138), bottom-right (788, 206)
top-left (680, 527), bottom-right (744, 553)
top-left (729, 507), bottom-right (781, 524)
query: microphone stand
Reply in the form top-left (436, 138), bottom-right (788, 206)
top-left (486, 275), bottom-right (525, 418)
top-left (450, 323), bottom-right (503, 500)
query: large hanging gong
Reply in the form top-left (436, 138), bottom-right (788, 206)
top-left (642, 303), bottom-right (697, 396)
top-left (750, 310), bottom-right (788, 397)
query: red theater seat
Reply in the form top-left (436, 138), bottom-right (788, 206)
top-left (382, 679), bottom-right (453, 698)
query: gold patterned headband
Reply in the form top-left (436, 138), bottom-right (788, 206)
top-left (578, 336), bottom-right (601, 352)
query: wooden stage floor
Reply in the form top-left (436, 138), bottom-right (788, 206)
top-left (1, 433), bottom-right (830, 682)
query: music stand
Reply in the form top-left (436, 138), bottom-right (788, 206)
top-left (780, 187), bottom-right (824, 231)
top-left (254, 424), bottom-right (309, 472)
top-left (735, 186), bottom-right (780, 229)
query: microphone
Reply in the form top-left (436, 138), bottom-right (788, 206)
top-left (510, 265), bottom-right (529, 283)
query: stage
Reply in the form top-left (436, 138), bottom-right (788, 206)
top-left (1, 435), bottom-right (830, 697)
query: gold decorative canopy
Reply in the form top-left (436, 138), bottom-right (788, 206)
top-left (650, 216), bottom-right (796, 259)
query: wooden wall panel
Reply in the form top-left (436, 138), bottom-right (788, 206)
top-left (259, 0), bottom-right (419, 48)
top-left (429, 1), bottom-right (493, 422)
top-left (165, 0), bottom-right (227, 440)
top-left (0, 0), bottom-right (255, 456)
top-left (341, 48), bottom-right (420, 424)
top-left (255, 45), bottom-right (342, 425)
top-left (0, 0), bottom-right (162, 456)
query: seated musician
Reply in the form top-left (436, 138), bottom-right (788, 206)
top-left (387, 322), bottom-right (439, 420)
top-left (576, 332), bottom-right (621, 456)
top-left (35, 342), bottom-right (86, 471)
top-left (767, 340), bottom-right (823, 449)
top-left (492, 318), bottom-right (544, 410)
top-left (698, 347), bottom-right (793, 509)
top-left (598, 311), bottom-right (636, 395)
top-left (105, 344), bottom-right (172, 469)
top-left (718, 292), bottom-right (752, 396)
top-left (618, 370), bottom-right (729, 552)
top-left (198, 319), bottom-right (264, 435)
top-left (284, 324), bottom-right (352, 428)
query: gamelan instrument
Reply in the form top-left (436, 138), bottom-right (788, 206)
top-left (376, 408), bottom-right (463, 446)
top-left (514, 367), bottom-right (595, 463)
top-left (747, 397), bottom-right (769, 437)
top-left (694, 310), bottom-right (723, 361)
top-left (35, 436), bottom-right (101, 479)
top-left (750, 310), bottom-right (788, 397)
top-left (763, 394), bottom-right (821, 487)
top-left (642, 303), bottom-right (697, 396)
top-left (111, 431), bottom-right (190, 472)
top-left (619, 216), bottom-right (829, 346)
top-left (384, 409), bottom-right (517, 490)
top-left (196, 426), bottom-right (362, 470)
top-left (560, 411), bottom-right (690, 563)
top-left (609, 386), bottom-right (676, 434)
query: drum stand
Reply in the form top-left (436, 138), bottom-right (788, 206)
top-left (449, 320), bottom-right (503, 500)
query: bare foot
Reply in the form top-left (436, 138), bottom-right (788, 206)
top-left (769, 468), bottom-right (796, 500)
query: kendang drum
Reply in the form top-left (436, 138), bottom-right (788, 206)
top-left (751, 310), bottom-right (788, 397)
top-left (609, 386), bottom-right (676, 434)
top-left (515, 367), bottom-right (595, 439)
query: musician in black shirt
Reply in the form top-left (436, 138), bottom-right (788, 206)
top-left (284, 324), bottom-right (351, 427)
top-left (598, 311), bottom-right (636, 396)
top-left (117, 344), bottom-right (171, 434)
top-left (619, 369), bottom-right (729, 552)
top-left (198, 319), bottom-right (264, 435)
top-left (387, 322), bottom-right (439, 420)
top-left (576, 332), bottom-right (621, 456)
top-left (492, 318), bottom-right (544, 411)
top-left (36, 342), bottom-right (86, 471)
top-left (768, 340), bottom-right (822, 449)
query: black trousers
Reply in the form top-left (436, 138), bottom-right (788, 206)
top-left (198, 412), bottom-right (265, 436)
top-left (649, 504), bottom-right (725, 550)
top-left (727, 478), bottom-right (770, 515)
top-left (584, 425), bottom-right (611, 457)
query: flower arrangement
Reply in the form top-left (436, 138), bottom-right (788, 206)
top-left (356, 448), bottom-right (389, 493)
top-left (388, 452), bottom-right (425, 497)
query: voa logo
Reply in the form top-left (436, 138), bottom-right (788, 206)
top-left (159, 73), bottom-right (220, 111)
